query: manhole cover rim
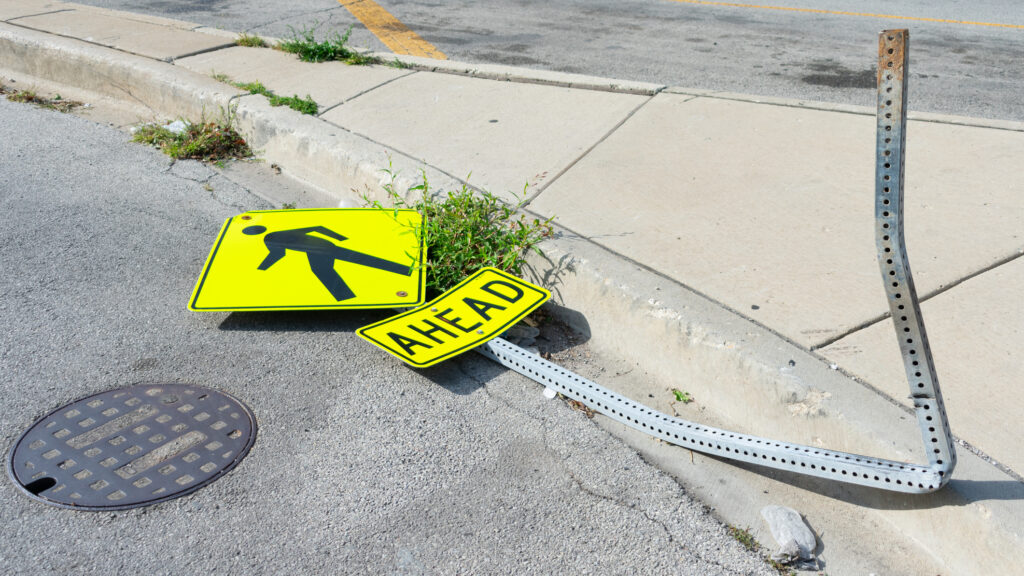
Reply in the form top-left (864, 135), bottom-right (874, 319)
top-left (7, 383), bottom-right (257, 511)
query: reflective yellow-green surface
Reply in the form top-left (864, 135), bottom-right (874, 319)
top-left (189, 208), bottom-right (424, 311)
top-left (358, 268), bottom-right (550, 367)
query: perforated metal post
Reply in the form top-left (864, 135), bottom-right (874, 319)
top-left (875, 30), bottom-right (956, 479)
top-left (475, 29), bottom-right (955, 493)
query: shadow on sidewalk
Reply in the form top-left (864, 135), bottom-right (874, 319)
top-left (722, 456), bottom-right (1024, 508)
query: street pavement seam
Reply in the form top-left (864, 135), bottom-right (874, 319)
top-left (665, 0), bottom-right (1024, 30)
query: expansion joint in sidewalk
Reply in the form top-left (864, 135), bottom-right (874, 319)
top-left (168, 43), bottom-right (236, 64)
top-left (3, 9), bottom-right (73, 23)
top-left (316, 70), bottom-right (418, 116)
top-left (522, 93), bottom-right (675, 207)
top-left (810, 248), bottom-right (1024, 352)
top-left (320, 118), bottom-right (472, 189)
top-left (918, 248), bottom-right (1024, 304)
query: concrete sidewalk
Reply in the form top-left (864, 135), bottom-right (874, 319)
top-left (1, 2), bottom-right (1022, 574)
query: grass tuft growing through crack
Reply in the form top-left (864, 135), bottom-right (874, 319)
top-left (1, 84), bottom-right (82, 112)
top-left (365, 169), bottom-right (554, 297)
top-left (276, 24), bottom-right (376, 65)
top-left (728, 525), bottom-right (801, 575)
top-left (231, 79), bottom-right (318, 115)
top-left (132, 113), bottom-right (252, 162)
top-left (211, 75), bottom-right (319, 115)
top-left (236, 33), bottom-right (268, 48)
top-left (671, 389), bottom-right (693, 404)
top-left (728, 525), bottom-right (759, 552)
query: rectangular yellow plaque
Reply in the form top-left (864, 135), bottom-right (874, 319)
top-left (357, 268), bottom-right (550, 367)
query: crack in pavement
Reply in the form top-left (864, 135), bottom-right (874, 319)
top-left (249, 7), bottom-right (348, 35)
top-left (454, 359), bottom-right (731, 566)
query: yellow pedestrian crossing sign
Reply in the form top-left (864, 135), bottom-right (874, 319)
top-left (357, 268), bottom-right (550, 367)
top-left (189, 208), bottom-right (425, 311)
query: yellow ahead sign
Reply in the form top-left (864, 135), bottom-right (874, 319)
top-left (357, 268), bottom-right (550, 367)
top-left (189, 208), bottom-right (424, 311)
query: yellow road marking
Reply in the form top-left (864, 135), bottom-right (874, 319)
top-left (337, 0), bottom-right (447, 59)
top-left (666, 0), bottom-right (1024, 29)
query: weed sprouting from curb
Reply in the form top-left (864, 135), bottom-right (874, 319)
top-left (387, 58), bottom-right (413, 69)
top-left (237, 80), bottom-right (318, 115)
top-left (725, 526), bottom-right (799, 575)
top-left (232, 80), bottom-right (269, 95)
top-left (277, 25), bottom-right (376, 65)
top-left (212, 75), bottom-right (319, 115)
top-left (236, 33), bottom-right (268, 48)
top-left (1, 84), bottom-right (82, 112)
top-left (728, 525), bottom-right (759, 553)
top-left (132, 110), bottom-right (252, 162)
top-left (365, 168), bottom-right (554, 297)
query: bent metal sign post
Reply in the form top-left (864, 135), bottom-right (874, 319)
top-left (358, 268), bottom-right (550, 368)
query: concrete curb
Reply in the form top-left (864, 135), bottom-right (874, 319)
top-left (526, 231), bottom-right (1023, 576)
top-left (0, 22), bottom-right (461, 202)
top-left (232, 94), bottom-right (464, 203)
top-left (363, 51), bottom-right (666, 96)
top-left (0, 23), bottom-right (240, 121)
top-left (3, 14), bottom-right (1021, 573)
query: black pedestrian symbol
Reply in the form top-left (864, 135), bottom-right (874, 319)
top-left (242, 224), bottom-right (412, 301)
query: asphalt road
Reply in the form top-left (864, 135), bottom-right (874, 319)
top-left (70, 0), bottom-right (1024, 121)
top-left (0, 99), bottom-right (775, 574)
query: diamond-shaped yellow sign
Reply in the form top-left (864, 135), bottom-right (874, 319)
top-left (189, 208), bottom-right (424, 311)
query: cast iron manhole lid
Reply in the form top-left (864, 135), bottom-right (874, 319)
top-left (7, 383), bottom-right (256, 510)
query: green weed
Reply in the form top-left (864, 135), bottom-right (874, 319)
top-left (132, 113), bottom-right (252, 162)
top-left (277, 25), bottom-right (376, 65)
top-left (1, 84), bottom-right (81, 112)
top-left (366, 169), bottom-right (554, 296)
top-left (223, 77), bottom-right (319, 115)
top-left (268, 93), bottom-right (318, 115)
top-left (236, 33), bottom-right (268, 48)
top-left (671, 389), bottom-right (693, 404)
top-left (728, 525), bottom-right (759, 552)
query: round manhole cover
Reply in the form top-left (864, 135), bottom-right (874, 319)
top-left (7, 384), bottom-right (256, 510)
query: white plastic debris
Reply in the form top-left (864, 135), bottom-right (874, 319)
top-left (760, 505), bottom-right (817, 566)
top-left (164, 119), bottom-right (189, 134)
top-left (542, 387), bottom-right (557, 400)
top-left (829, 363), bottom-right (838, 370)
